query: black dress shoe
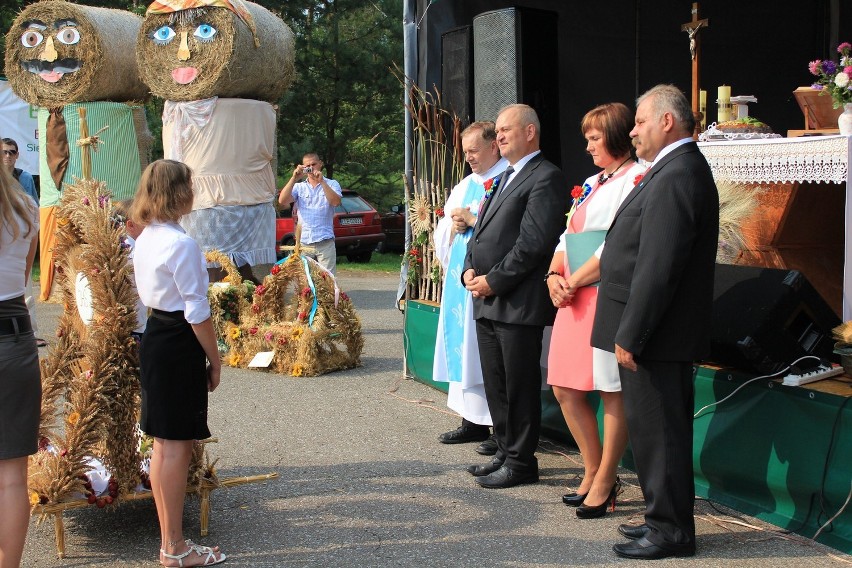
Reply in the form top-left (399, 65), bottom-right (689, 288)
top-left (474, 434), bottom-right (498, 456)
top-left (617, 523), bottom-right (650, 540)
top-left (466, 457), bottom-right (503, 477)
top-left (612, 536), bottom-right (695, 560)
top-left (439, 425), bottom-right (490, 444)
top-left (475, 465), bottom-right (538, 489)
top-left (561, 492), bottom-right (587, 507)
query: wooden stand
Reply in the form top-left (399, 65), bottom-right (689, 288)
top-left (31, 473), bottom-right (278, 558)
top-left (790, 86), bottom-right (843, 136)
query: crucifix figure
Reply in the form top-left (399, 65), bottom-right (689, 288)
top-left (681, 2), bottom-right (709, 113)
top-left (687, 21), bottom-right (703, 60)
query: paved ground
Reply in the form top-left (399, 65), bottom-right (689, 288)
top-left (21, 271), bottom-right (852, 567)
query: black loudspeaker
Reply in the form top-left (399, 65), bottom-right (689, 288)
top-left (472, 7), bottom-right (561, 167)
top-left (710, 264), bottom-right (840, 375)
top-left (441, 26), bottom-right (473, 124)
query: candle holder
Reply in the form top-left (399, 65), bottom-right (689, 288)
top-left (717, 99), bottom-right (732, 123)
top-left (717, 85), bottom-right (732, 123)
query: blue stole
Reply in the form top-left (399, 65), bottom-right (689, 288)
top-left (442, 177), bottom-right (486, 382)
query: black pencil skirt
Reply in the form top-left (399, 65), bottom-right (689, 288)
top-left (139, 310), bottom-right (211, 440)
top-left (0, 296), bottom-right (40, 459)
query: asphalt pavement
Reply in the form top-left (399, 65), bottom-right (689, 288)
top-left (22, 271), bottom-right (851, 567)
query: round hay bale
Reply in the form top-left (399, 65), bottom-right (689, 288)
top-left (136, 2), bottom-right (294, 102)
top-left (4, 1), bottom-right (149, 107)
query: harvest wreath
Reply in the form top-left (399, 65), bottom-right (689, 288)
top-left (214, 228), bottom-right (363, 376)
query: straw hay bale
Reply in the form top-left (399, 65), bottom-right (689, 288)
top-left (137, 2), bottom-right (294, 102)
top-left (4, 1), bottom-right (148, 107)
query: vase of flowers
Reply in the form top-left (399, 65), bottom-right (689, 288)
top-left (809, 41), bottom-right (852, 135)
top-left (840, 103), bottom-right (852, 136)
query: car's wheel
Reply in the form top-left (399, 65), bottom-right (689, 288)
top-left (347, 251), bottom-right (372, 263)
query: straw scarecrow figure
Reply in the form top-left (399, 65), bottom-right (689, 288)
top-left (136, 0), bottom-right (295, 284)
top-left (4, 1), bottom-right (154, 301)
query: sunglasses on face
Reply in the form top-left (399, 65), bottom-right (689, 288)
top-left (2, 150), bottom-right (18, 157)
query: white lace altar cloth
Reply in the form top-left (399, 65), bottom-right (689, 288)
top-left (698, 135), bottom-right (850, 184)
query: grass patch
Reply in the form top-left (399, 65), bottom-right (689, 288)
top-left (338, 252), bottom-right (403, 273)
top-left (31, 265), bottom-right (40, 283)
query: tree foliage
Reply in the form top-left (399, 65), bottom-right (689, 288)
top-left (270, 0), bottom-right (404, 210)
top-left (2, 0), bottom-right (404, 211)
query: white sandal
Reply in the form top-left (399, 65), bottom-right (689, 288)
top-left (160, 542), bottom-right (226, 567)
top-left (184, 540), bottom-right (219, 554)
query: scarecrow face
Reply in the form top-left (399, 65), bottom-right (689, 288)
top-left (138, 8), bottom-right (235, 100)
top-left (4, 1), bottom-right (146, 107)
top-left (4, 1), bottom-right (100, 105)
top-left (17, 17), bottom-right (84, 84)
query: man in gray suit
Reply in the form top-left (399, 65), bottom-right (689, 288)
top-left (591, 85), bottom-right (719, 559)
top-left (462, 104), bottom-right (568, 489)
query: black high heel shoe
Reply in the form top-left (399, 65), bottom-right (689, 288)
top-left (561, 491), bottom-right (587, 507)
top-left (576, 478), bottom-right (620, 519)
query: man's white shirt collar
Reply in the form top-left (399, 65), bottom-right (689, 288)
top-left (648, 137), bottom-right (692, 166)
top-left (507, 150), bottom-right (540, 175)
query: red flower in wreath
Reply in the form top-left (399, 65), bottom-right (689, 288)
top-left (251, 304), bottom-right (260, 313)
top-left (340, 291), bottom-right (349, 301)
top-left (255, 284), bottom-right (266, 296)
top-left (301, 287), bottom-right (312, 298)
top-left (435, 207), bottom-right (445, 218)
top-left (633, 172), bottom-right (646, 186)
top-left (270, 265), bottom-right (280, 275)
top-left (571, 185), bottom-right (585, 199)
top-left (249, 327), bottom-right (258, 335)
top-left (298, 311), bottom-right (307, 321)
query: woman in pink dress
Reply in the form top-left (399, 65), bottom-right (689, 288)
top-left (545, 103), bottom-right (646, 519)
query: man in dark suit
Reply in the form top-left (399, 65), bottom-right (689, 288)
top-left (591, 85), bottom-right (719, 559)
top-left (462, 104), bottom-right (568, 489)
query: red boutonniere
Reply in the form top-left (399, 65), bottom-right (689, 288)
top-left (482, 175), bottom-right (500, 201)
top-left (633, 173), bottom-right (646, 186)
top-left (571, 185), bottom-right (585, 199)
top-left (479, 176), bottom-right (502, 214)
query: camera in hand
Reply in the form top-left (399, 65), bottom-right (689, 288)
top-left (303, 166), bottom-right (313, 173)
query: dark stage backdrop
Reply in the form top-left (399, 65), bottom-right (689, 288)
top-left (414, 0), bottom-right (851, 182)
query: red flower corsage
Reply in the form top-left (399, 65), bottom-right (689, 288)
top-left (571, 185), bottom-right (585, 199)
top-left (633, 173), bottom-right (646, 186)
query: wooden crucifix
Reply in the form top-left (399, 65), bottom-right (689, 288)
top-left (681, 2), bottom-right (709, 113)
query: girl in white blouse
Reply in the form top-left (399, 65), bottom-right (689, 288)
top-left (0, 157), bottom-right (39, 568)
top-left (131, 160), bottom-right (225, 567)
